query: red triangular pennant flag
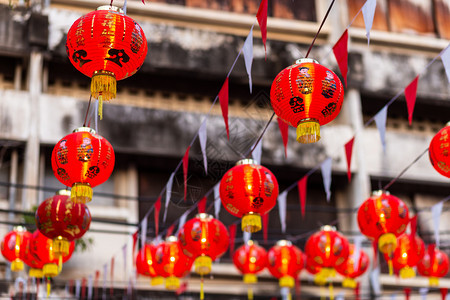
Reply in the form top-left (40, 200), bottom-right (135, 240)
top-left (441, 288), bottom-right (448, 300)
top-left (198, 196), bottom-right (207, 214)
top-left (110, 257), bottom-right (114, 297)
top-left (176, 282), bottom-right (188, 295)
top-left (132, 230), bottom-right (138, 266)
top-left (154, 196), bottom-right (161, 237)
top-left (355, 282), bottom-right (360, 300)
top-left (332, 29), bottom-right (348, 87)
top-left (218, 78), bottom-right (230, 139)
top-left (166, 224), bottom-right (175, 238)
top-left (404, 288), bottom-right (411, 300)
top-left (262, 213), bottom-right (269, 243)
top-left (182, 146), bottom-right (190, 202)
top-left (345, 137), bottom-right (355, 182)
top-left (94, 270), bottom-right (100, 299)
top-left (81, 277), bottom-right (87, 299)
top-left (228, 224), bottom-right (237, 257)
top-left (256, 0), bottom-right (268, 58)
top-left (297, 176), bottom-right (308, 217)
top-left (405, 75), bottom-right (419, 126)
top-left (277, 117), bottom-right (289, 158)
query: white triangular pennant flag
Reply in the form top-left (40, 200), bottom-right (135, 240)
top-left (199, 120), bottom-right (208, 174)
top-left (94, 100), bottom-right (99, 133)
top-left (214, 183), bottom-right (221, 219)
top-left (75, 279), bottom-right (81, 298)
top-left (243, 231), bottom-right (252, 244)
top-left (370, 267), bottom-right (381, 296)
top-left (242, 28), bottom-right (254, 93)
top-left (140, 216), bottom-right (148, 249)
top-left (374, 106), bottom-right (388, 152)
top-left (277, 190), bottom-right (287, 233)
top-left (419, 288), bottom-right (429, 300)
top-left (176, 211), bottom-right (189, 236)
top-left (163, 173), bottom-right (175, 222)
top-left (353, 236), bottom-right (364, 270)
top-left (122, 244), bottom-right (127, 280)
top-left (432, 201), bottom-right (443, 248)
top-left (390, 293), bottom-right (397, 300)
top-left (336, 292), bottom-right (345, 300)
top-left (320, 157), bottom-right (332, 202)
top-left (102, 264), bottom-right (107, 300)
top-left (252, 139), bottom-right (263, 164)
top-left (442, 46), bottom-right (450, 83)
top-left (87, 275), bottom-right (93, 300)
top-left (362, 0), bottom-right (376, 45)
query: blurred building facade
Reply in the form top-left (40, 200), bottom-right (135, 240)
top-left (0, 0), bottom-right (449, 298)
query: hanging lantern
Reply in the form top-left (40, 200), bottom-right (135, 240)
top-left (136, 243), bottom-right (164, 286)
top-left (66, 6), bottom-right (148, 118)
top-left (417, 245), bottom-right (450, 286)
top-left (357, 190), bottom-right (409, 258)
top-left (383, 234), bottom-right (425, 279)
top-left (1, 226), bottom-right (32, 271)
top-left (36, 189), bottom-right (91, 261)
top-left (29, 230), bottom-right (75, 278)
top-left (335, 244), bottom-right (369, 288)
top-left (270, 58), bottom-right (344, 143)
top-left (153, 236), bottom-right (194, 290)
top-left (22, 236), bottom-right (45, 278)
top-left (267, 240), bottom-right (303, 289)
top-left (429, 122), bottom-right (450, 178)
top-left (178, 213), bottom-right (229, 276)
top-left (51, 127), bottom-right (115, 203)
top-left (304, 225), bottom-right (350, 283)
top-left (220, 159), bottom-right (279, 233)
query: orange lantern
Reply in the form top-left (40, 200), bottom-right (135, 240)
top-left (178, 213), bottom-right (229, 275)
top-left (304, 225), bottom-right (350, 282)
top-left (153, 236), bottom-right (194, 290)
top-left (429, 122), bottom-right (450, 178)
top-left (383, 234), bottom-right (425, 278)
top-left (66, 6), bottom-right (148, 117)
top-left (417, 245), bottom-right (450, 286)
top-left (267, 240), bottom-right (304, 289)
top-left (270, 58), bottom-right (344, 143)
top-left (136, 243), bottom-right (164, 286)
top-left (1, 227), bottom-right (32, 271)
top-left (220, 159), bottom-right (279, 233)
top-left (335, 244), bottom-right (369, 288)
top-left (36, 190), bottom-right (91, 260)
top-left (357, 191), bottom-right (409, 258)
top-left (51, 127), bottom-right (115, 203)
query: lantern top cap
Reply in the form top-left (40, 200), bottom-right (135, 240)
top-left (73, 127), bottom-right (96, 135)
top-left (246, 240), bottom-right (259, 246)
top-left (276, 240), bottom-right (292, 247)
top-left (321, 225), bottom-right (336, 232)
top-left (446, 121), bottom-right (450, 127)
top-left (196, 213), bottom-right (213, 220)
top-left (372, 190), bottom-right (390, 197)
top-left (96, 5), bottom-right (124, 13)
top-left (166, 236), bottom-right (178, 243)
top-left (13, 226), bottom-right (26, 232)
top-left (236, 158), bottom-right (258, 166)
top-left (55, 189), bottom-right (71, 196)
top-left (295, 58), bottom-right (319, 65)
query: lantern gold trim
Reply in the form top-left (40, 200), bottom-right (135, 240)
top-left (29, 268), bottom-right (44, 278)
top-left (11, 259), bottom-right (23, 272)
top-left (399, 267), bottom-right (415, 279)
top-left (279, 275), bottom-right (294, 288)
top-left (243, 274), bottom-right (257, 284)
top-left (194, 255), bottom-right (212, 275)
top-left (342, 278), bottom-right (357, 288)
top-left (165, 276), bottom-right (180, 290)
top-left (236, 159), bottom-right (258, 166)
top-left (151, 276), bottom-right (164, 286)
top-left (242, 212), bottom-right (261, 233)
top-left (43, 263), bottom-right (59, 277)
top-left (296, 118), bottom-right (320, 144)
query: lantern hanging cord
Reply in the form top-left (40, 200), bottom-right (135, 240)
top-left (382, 147), bottom-right (429, 191)
top-left (246, 112), bottom-right (276, 158)
top-left (83, 94), bottom-right (93, 127)
top-left (305, 0), bottom-right (335, 58)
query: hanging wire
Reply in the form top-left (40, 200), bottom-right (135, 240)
top-left (82, 94), bottom-right (93, 128)
top-left (305, 0), bottom-right (335, 58)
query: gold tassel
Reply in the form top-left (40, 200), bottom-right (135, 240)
top-left (296, 119), bottom-right (320, 144)
top-left (200, 275), bottom-right (204, 300)
top-left (71, 183), bottom-right (93, 203)
top-left (47, 278), bottom-right (51, 297)
top-left (247, 287), bottom-right (253, 300)
top-left (242, 213), bottom-right (262, 233)
top-left (329, 281), bottom-right (334, 300)
top-left (91, 71), bottom-right (116, 120)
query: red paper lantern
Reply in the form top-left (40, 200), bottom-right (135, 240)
top-left (233, 240), bottom-right (268, 284)
top-left (178, 213), bottom-right (229, 275)
top-left (27, 230), bottom-right (74, 278)
top-left (220, 159), bottom-right (279, 233)
top-left (66, 6), bottom-right (148, 117)
top-left (335, 244), bottom-right (369, 288)
top-left (36, 189), bottom-right (91, 259)
top-left (136, 243), bottom-right (164, 286)
top-left (429, 123), bottom-right (450, 178)
top-left (51, 127), bottom-right (115, 203)
top-left (270, 58), bottom-right (344, 143)
top-left (1, 227), bottom-right (32, 271)
top-left (357, 190), bottom-right (409, 256)
top-left (304, 225), bottom-right (350, 282)
top-left (153, 236), bottom-right (194, 290)
top-left (417, 245), bottom-right (450, 286)
top-left (383, 234), bottom-right (425, 279)
top-left (267, 240), bottom-right (304, 288)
